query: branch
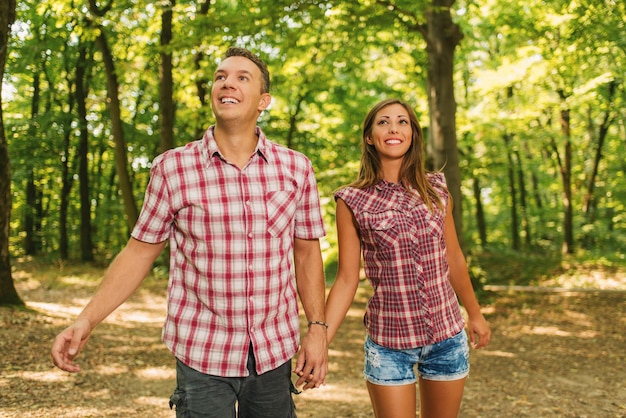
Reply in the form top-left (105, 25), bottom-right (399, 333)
top-left (87, 0), bottom-right (114, 17)
top-left (375, 0), bottom-right (427, 38)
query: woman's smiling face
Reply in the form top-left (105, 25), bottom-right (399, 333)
top-left (366, 103), bottom-right (413, 162)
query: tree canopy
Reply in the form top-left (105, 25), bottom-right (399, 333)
top-left (1, 0), bottom-right (624, 303)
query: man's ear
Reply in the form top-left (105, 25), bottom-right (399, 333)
top-left (258, 93), bottom-right (272, 112)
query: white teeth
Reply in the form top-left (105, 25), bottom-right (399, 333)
top-left (221, 97), bottom-right (239, 104)
top-left (385, 139), bottom-right (401, 145)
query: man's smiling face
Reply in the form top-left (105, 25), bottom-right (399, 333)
top-left (211, 56), bottom-right (271, 123)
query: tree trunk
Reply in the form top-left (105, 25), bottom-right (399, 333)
top-left (583, 81), bottom-right (616, 219)
top-left (515, 149), bottom-right (531, 247)
top-left (59, 121), bottom-right (74, 260)
top-left (76, 41), bottom-right (94, 261)
top-left (504, 134), bottom-right (520, 250)
top-left (375, 0), bottom-right (464, 244)
top-left (23, 171), bottom-right (37, 255)
top-left (0, 0), bottom-right (23, 306)
top-left (94, 27), bottom-right (139, 229)
top-left (59, 52), bottom-right (76, 260)
top-left (472, 177), bottom-right (487, 246)
top-left (193, 1), bottom-right (212, 139)
top-left (525, 141), bottom-right (543, 210)
top-left (23, 170), bottom-right (44, 256)
top-left (424, 0), bottom-right (464, 246)
top-left (286, 94), bottom-right (306, 150)
top-left (23, 70), bottom-right (42, 255)
top-left (557, 90), bottom-right (574, 254)
top-left (159, 0), bottom-right (175, 152)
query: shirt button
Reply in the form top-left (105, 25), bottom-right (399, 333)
top-left (248, 232), bottom-right (253, 238)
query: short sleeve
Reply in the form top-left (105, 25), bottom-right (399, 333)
top-left (131, 155), bottom-right (174, 243)
top-left (294, 159), bottom-right (326, 239)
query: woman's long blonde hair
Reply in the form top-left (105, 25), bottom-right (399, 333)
top-left (349, 98), bottom-right (444, 213)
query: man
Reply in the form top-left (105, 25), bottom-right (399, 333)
top-left (51, 47), bottom-right (328, 418)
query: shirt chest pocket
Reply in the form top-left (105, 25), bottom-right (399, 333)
top-left (413, 206), bottom-right (445, 240)
top-left (265, 190), bottom-right (297, 237)
top-left (360, 211), bottom-right (400, 248)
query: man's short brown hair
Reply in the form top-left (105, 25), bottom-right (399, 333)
top-left (224, 47), bottom-right (271, 94)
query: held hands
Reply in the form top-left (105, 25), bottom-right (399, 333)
top-left (51, 317), bottom-right (92, 372)
top-left (467, 314), bottom-right (491, 349)
top-left (293, 323), bottom-right (328, 390)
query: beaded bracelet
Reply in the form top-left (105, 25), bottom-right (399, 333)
top-left (307, 320), bottom-right (329, 329)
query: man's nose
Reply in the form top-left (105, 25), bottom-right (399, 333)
top-left (221, 76), bottom-right (235, 88)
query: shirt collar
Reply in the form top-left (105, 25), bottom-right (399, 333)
top-left (375, 179), bottom-right (405, 192)
top-left (203, 126), bottom-right (270, 164)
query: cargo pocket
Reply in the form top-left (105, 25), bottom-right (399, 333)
top-left (169, 387), bottom-right (189, 418)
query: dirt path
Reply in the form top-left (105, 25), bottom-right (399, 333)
top-left (1, 266), bottom-right (625, 417)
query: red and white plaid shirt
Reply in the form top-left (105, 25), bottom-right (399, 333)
top-left (335, 173), bottom-right (465, 349)
top-left (132, 126), bottom-right (325, 376)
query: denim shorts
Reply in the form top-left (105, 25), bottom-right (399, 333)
top-left (363, 330), bottom-right (470, 385)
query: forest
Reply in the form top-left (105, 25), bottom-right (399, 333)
top-left (1, 0), bottom-right (625, 305)
top-left (1, 1), bottom-right (625, 417)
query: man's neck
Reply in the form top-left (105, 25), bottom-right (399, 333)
top-left (213, 123), bottom-right (259, 169)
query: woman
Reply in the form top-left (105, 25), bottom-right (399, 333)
top-left (325, 98), bottom-right (491, 418)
